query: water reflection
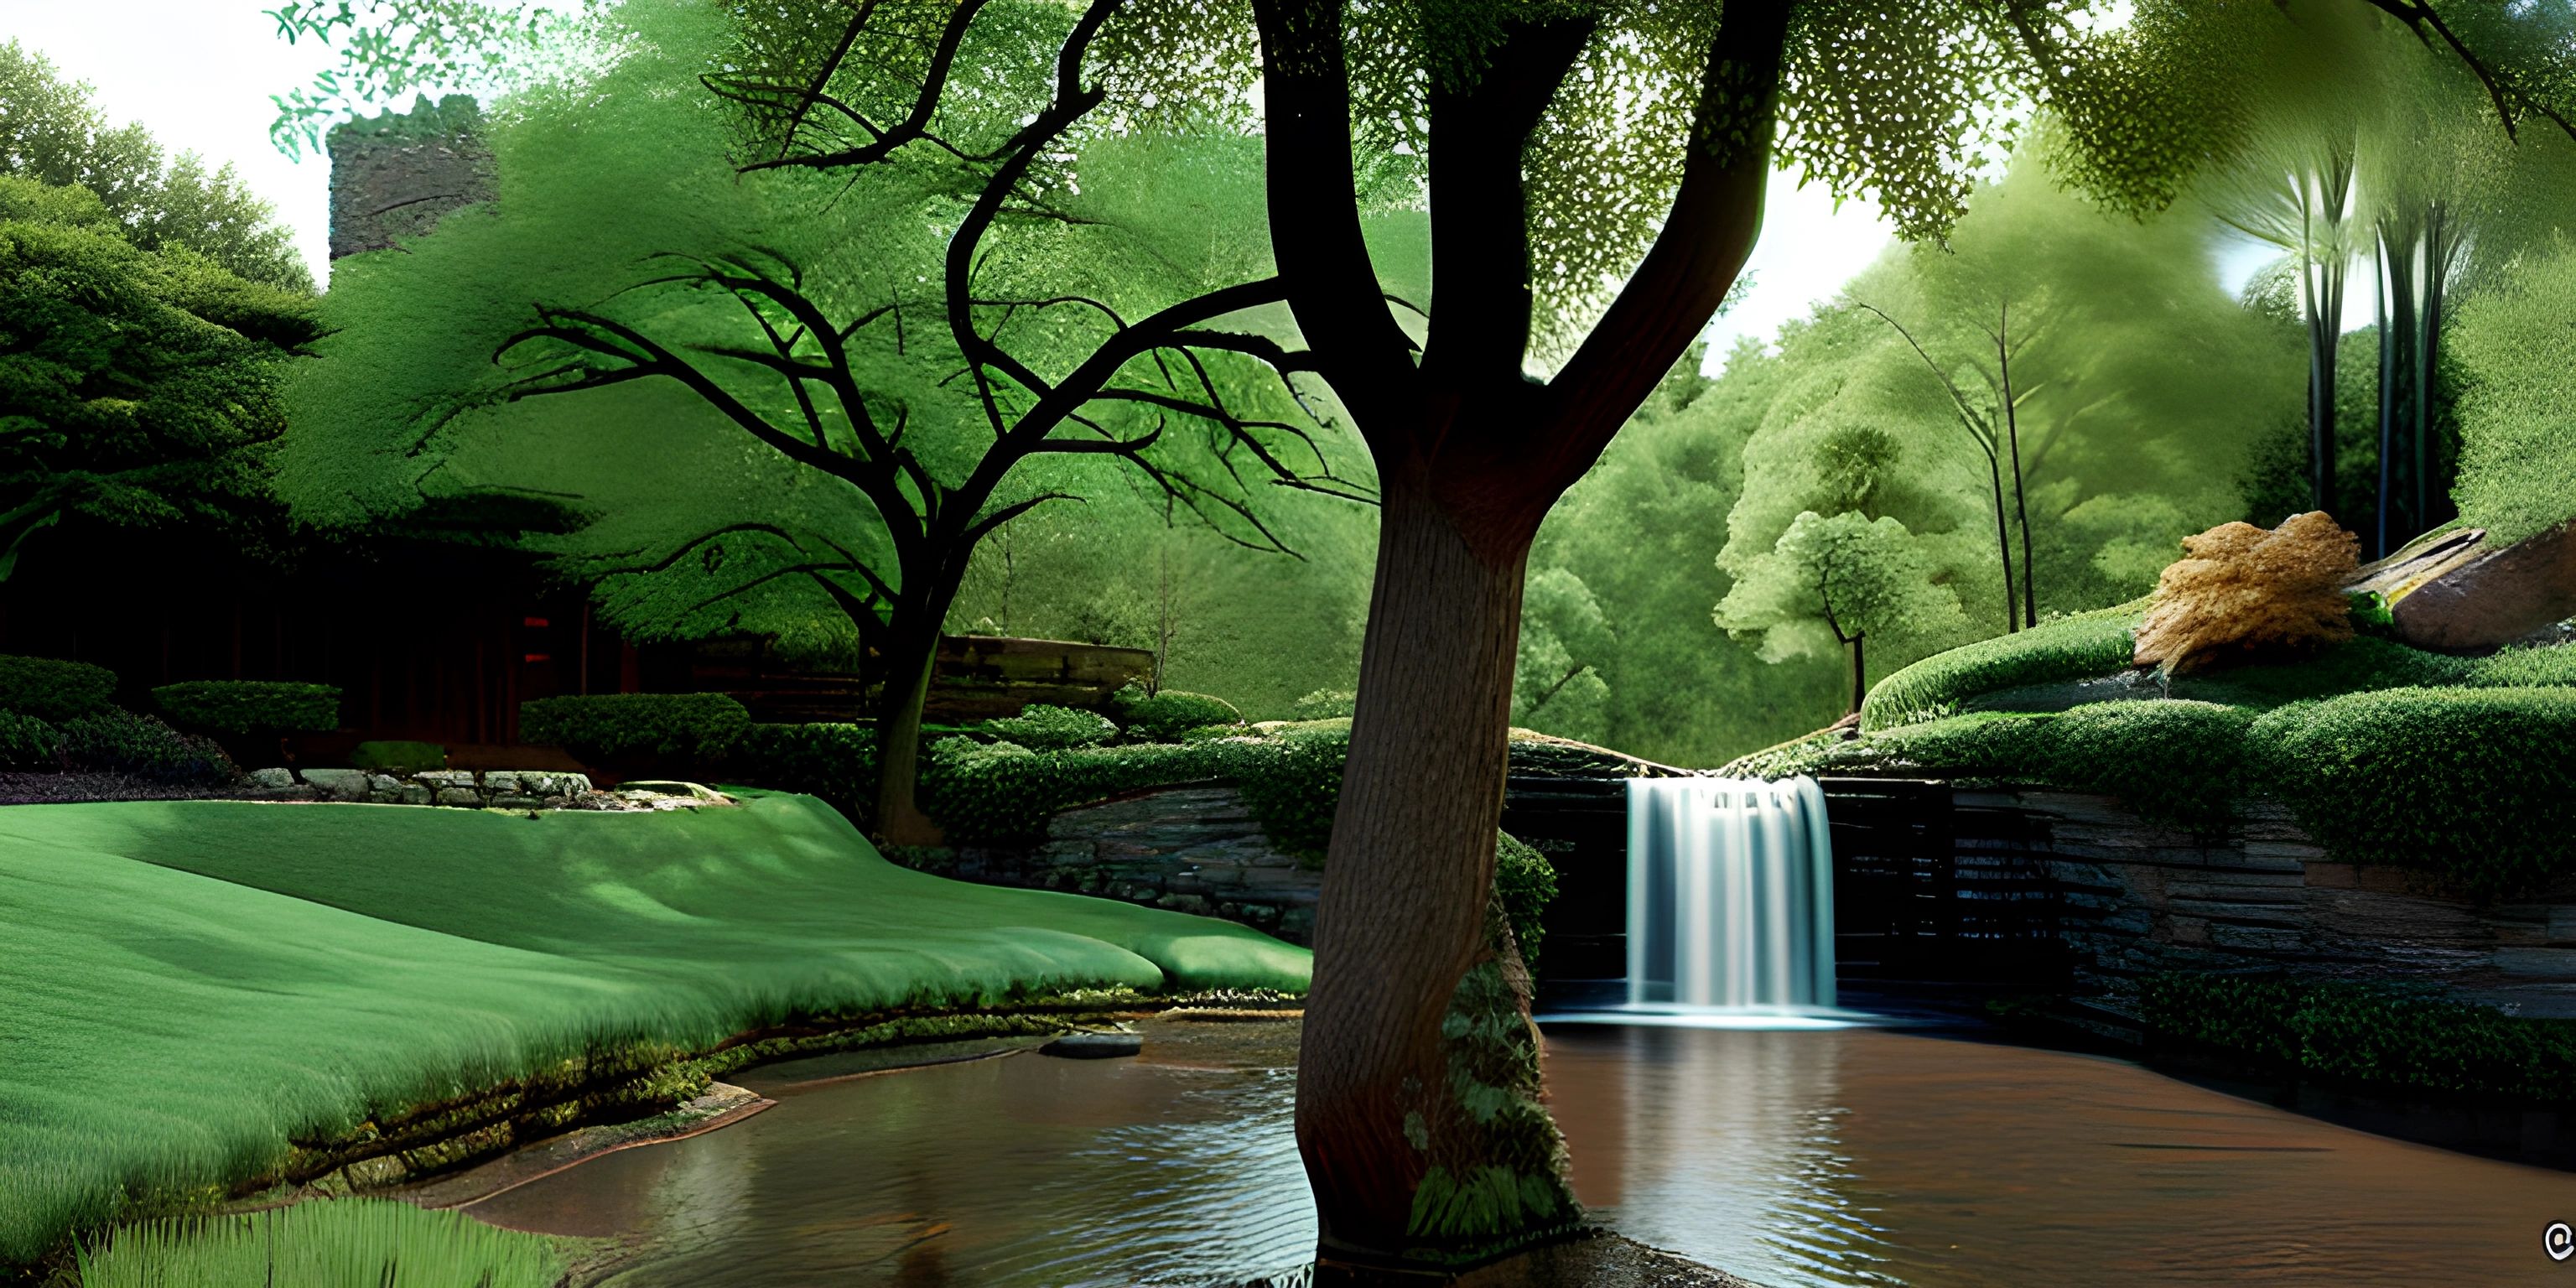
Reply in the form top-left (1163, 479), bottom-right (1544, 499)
top-left (472, 1022), bottom-right (2576, 1288)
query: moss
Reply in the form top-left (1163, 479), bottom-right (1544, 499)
top-left (1858, 605), bottom-right (2143, 731)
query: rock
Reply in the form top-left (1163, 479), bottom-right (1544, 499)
top-left (418, 770), bottom-right (478, 791)
top-left (1039, 1030), bottom-right (1142, 1060)
top-left (618, 780), bottom-right (729, 803)
top-left (1278, 907), bottom-right (1317, 941)
top-left (301, 768), bottom-right (370, 801)
top-left (435, 787), bottom-right (481, 808)
top-left (248, 767), bottom-right (296, 789)
top-left (399, 784), bottom-right (434, 806)
top-left (482, 771), bottom-right (522, 794)
top-left (367, 774), bottom-right (405, 794)
top-left (2374, 518), bottom-right (2576, 652)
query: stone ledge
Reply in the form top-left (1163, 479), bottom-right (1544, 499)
top-left (246, 767), bottom-right (733, 813)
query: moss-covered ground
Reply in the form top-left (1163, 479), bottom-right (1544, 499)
top-left (0, 791), bottom-right (1308, 1264)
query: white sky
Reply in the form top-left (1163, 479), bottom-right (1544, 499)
top-left (1, 3), bottom-right (2357, 350)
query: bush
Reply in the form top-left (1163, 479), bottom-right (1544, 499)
top-left (1291, 689), bottom-right (1356, 720)
top-left (1859, 606), bottom-right (2142, 731)
top-left (1494, 832), bottom-right (1558, 968)
top-left (2140, 972), bottom-right (2576, 1102)
top-left (724, 722), bottom-right (877, 813)
top-left (1233, 725), bottom-right (1348, 857)
top-left (2251, 686), bottom-right (2576, 897)
top-left (0, 653), bottom-right (117, 723)
top-left (151, 680), bottom-right (340, 736)
top-left (519, 693), bottom-right (751, 766)
top-left (0, 711), bottom-right (59, 768)
top-left (920, 738), bottom-right (1228, 842)
top-left (349, 740), bottom-right (446, 774)
top-left (1112, 686), bottom-right (1244, 742)
top-left (58, 709), bottom-right (236, 783)
top-left (982, 704), bottom-right (1118, 750)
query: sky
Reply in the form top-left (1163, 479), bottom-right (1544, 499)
top-left (0, 2), bottom-right (2336, 354)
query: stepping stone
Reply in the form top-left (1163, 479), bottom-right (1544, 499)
top-left (1039, 1031), bottom-right (1142, 1059)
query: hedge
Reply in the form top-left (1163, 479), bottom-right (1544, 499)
top-left (1494, 833), bottom-right (1557, 968)
top-left (0, 654), bottom-right (117, 724)
top-left (518, 693), bottom-right (750, 766)
top-left (57, 709), bottom-right (236, 784)
top-left (981, 704), bottom-right (1117, 750)
top-left (1858, 605), bottom-right (2142, 731)
top-left (725, 722), bottom-right (876, 810)
top-left (2251, 687), bottom-right (2576, 898)
top-left (2140, 972), bottom-right (2576, 1102)
top-left (1112, 688), bottom-right (1244, 742)
top-left (0, 711), bottom-right (58, 769)
top-left (151, 681), bottom-right (340, 736)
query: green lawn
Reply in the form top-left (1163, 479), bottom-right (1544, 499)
top-left (0, 791), bottom-right (1309, 1263)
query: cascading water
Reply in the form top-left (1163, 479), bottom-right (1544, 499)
top-left (1625, 776), bottom-right (1836, 1013)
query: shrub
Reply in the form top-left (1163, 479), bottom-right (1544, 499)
top-left (724, 722), bottom-right (877, 814)
top-left (2134, 512), bottom-right (2358, 676)
top-left (2251, 686), bottom-right (2576, 897)
top-left (58, 709), bottom-right (236, 783)
top-left (2140, 972), bottom-right (2576, 1102)
top-left (519, 693), bottom-right (751, 766)
top-left (151, 680), bottom-right (340, 736)
top-left (0, 653), bottom-right (117, 723)
top-left (1291, 688), bottom-right (1356, 720)
top-left (349, 740), bottom-right (445, 774)
top-left (1233, 725), bottom-right (1348, 857)
top-left (982, 703), bottom-right (1118, 750)
top-left (1494, 832), bottom-right (1558, 968)
top-left (1112, 686), bottom-right (1244, 742)
top-left (0, 710), bottom-right (59, 768)
top-left (921, 737), bottom-right (1225, 842)
top-left (1859, 606), bottom-right (2141, 731)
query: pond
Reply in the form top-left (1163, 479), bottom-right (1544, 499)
top-left (467, 1017), bottom-right (2576, 1286)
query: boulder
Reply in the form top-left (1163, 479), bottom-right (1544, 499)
top-left (2367, 519), bottom-right (2576, 652)
top-left (301, 768), bottom-right (370, 802)
top-left (247, 767), bottom-right (296, 790)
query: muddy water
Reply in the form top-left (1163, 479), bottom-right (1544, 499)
top-left (469, 1020), bottom-right (2576, 1287)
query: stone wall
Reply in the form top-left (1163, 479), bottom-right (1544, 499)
top-left (953, 785), bottom-right (1321, 943)
top-left (1970, 788), bottom-right (2576, 1018)
top-left (243, 766), bottom-right (726, 813)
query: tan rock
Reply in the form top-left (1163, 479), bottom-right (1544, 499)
top-left (2136, 512), bottom-right (2358, 675)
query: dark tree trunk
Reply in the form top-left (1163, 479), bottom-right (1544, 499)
top-left (2306, 257), bottom-right (2341, 518)
top-left (870, 602), bottom-right (947, 847)
top-left (1298, 469), bottom-right (1535, 1261)
top-left (1987, 452), bottom-right (2018, 631)
top-left (1997, 313), bottom-right (2037, 627)
top-left (1848, 631), bottom-right (1867, 718)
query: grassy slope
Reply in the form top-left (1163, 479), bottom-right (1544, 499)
top-left (0, 792), bottom-right (1307, 1261)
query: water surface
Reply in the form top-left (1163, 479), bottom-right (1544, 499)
top-left (469, 1020), bottom-right (2576, 1286)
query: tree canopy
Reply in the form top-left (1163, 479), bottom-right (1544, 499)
top-left (0, 41), bottom-right (313, 292)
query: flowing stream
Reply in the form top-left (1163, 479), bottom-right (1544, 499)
top-left (467, 1017), bottom-right (2576, 1287)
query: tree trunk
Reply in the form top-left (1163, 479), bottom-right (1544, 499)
top-left (1987, 452), bottom-right (2018, 632)
top-left (2305, 258), bottom-right (2340, 518)
top-left (1299, 473), bottom-right (1562, 1269)
top-left (1997, 317), bottom-right (2037, 629)
top-left (1848, 631), bottom-right (1867, 719)
top-left (870, 616), bottom-right (943, 848)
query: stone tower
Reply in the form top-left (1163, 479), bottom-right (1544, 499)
top-left (326, 95), bottom-right (496, 260)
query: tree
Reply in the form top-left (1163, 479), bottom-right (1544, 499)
top-left (276, 0), bottom-right (2576, 1267)
top-left (1719, 510), bottom-right (1966, 717)
top-left (288, 3), bottom-right (1362, 844)
top-left (1511, 567), bottom-right (1613, 744)
top-left (0, 175), bottom-right (318, 578)
top-left (0, 41), bottom-right (313, 291)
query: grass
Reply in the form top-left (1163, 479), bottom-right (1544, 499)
top-left (1857, 602), bottom-right (2146, 732)
top-left (75, 1198), bottom-right (564, 1288)
top-left (0, 791), bottom-right (1308, 1264)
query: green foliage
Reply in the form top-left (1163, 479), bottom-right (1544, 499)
top-left (0, 792), bottom-right (1308, 1262)
top-left (1718, 510), bottom-right (1967, 703)
top-left (1859, 606), bottom-right (2143, 731)
top-left (1231, 725), bottom-right (1349, 859)
top-left (56, 709), bottom-right (236, 784)
top-left (1291, 689), bottom-right (1357, 721)
top-left (150, 682), bottom-right (340, 737)
top-left (0, 41), bottom-right (312, 290)
top-left (1112, 687), bottom-right (1244, 743)
top-left (2140, 972), bottom-right (2576, 1102)
top-left (2251, 687), bottom-right (2576, 897)
top-left (2449, 238), bottom-right (2576, 546)
top-left (920, 737), bottom-right (1223, 843)
top-left (347, 740), bottom-right (445, 774)
top-left (1513, 568), bottom-right (1614, 744)
top-left (981, 704), bottom-right (1118, 751)
top-left (74, 1199), bottom-right (564, 1288)
top-left (0, 710), bottom-right (58, 768)
top-left (517, 693), bottom-right (750, 766)
top-left (0, 175), bottom-right (318, 578)
top-left (0, 652), bottom-right (117, 722)
top-left (1493, 833), bottom-right (1557, 969)
top-left (723, 722), bottom-right (876, 816)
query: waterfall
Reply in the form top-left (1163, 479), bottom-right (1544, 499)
top-left (1626, 776), bottom-right (1836, 1011)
